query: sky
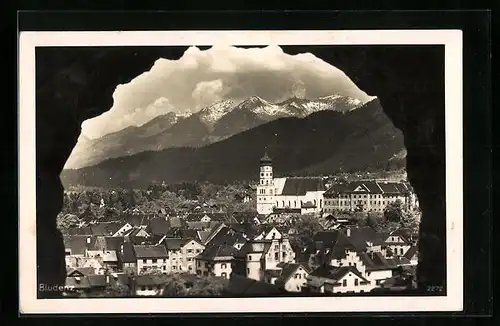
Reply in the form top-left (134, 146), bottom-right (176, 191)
top-left (80, 45), bottom-right (373, 139)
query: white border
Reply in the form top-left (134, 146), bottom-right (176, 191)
top-left (18, 30), bottom-right (463, 314)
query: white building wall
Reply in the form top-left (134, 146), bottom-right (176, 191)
top-left (283, 266), bottom-right (309, 292)
top-left (136, 257), bottom-right (169, 274)
top-left (246, 253), bottom-right (263, 281)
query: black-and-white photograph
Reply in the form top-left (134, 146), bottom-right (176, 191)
top-left (19, 30), bottom-right (463, 313)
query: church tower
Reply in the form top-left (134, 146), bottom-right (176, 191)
top-left (256, 153), bottom-right (275, 215)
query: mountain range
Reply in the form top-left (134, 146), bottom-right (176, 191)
top-left (61, 98), bottom-right (406, 189)
top-left (64, 95), bottom-right (363, 169)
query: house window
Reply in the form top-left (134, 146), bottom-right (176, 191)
top-left (221, 272), bottom-right (227, 278)
top-left (275, 245), bottom-right (279, 250)
top-left (141, 286), bottom-right (146, 291)
top-left (248, 255), bottom-right (251, 261)
top-left (354, 279), bottom-right (359, 286)
top-left (173, 266), bottom-right (177, 270)
top-left (247, 268), bottom-right (250, 275)
top-left (221, 263), bottom-right (227, 269)
top-left (342, 279), bottom-right (347, 287)
top-left (188, 258), bottom-right (192, 262)
top-left (142, 259), bottom-right (147, 263)
top-left (274, 252), bottom-right (279, 260)
top-left (163, 266), bottom-right (166, 270)
top-left (197, 261), bottom-right (200, 267)
top-left (187, 249), bottom-right (193, 253)
top-left (152, 259), bottom-right (157, 263)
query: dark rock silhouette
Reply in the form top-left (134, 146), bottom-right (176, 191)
top-left (35, 46), bottom-right (445, 298)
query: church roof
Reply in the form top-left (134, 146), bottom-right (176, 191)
top-left (280, 177), bottom-right (325, 196)
top-left (260, 152), bottom-right (272, 163)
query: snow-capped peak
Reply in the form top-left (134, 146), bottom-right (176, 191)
top-left (235, 96), bottom-right (287, 117)
top-left (198, 99), bottom-right (236, 126)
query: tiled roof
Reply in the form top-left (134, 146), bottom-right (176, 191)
top-left (310, 265), bottom-right (369, 284)
top-left (163, 238), bottom-right (189, 250)
top-left (378, 182), bottom-right (409, 194)
top-left (67, 267), bottom-right (95, 277)
top-left (198, 244), bottom-right (239, 260)
top-left (133, 245), bottom-right (169, 259)
top-left (186, 221), bottom-right (212, 230)
top-left (104, 236), bottom-right (125, 252)
top-left (359, 251), bottom-right (398, 271)
top-left (121, 242), bottom-right (136, 263)
top-left (264, 269), bottom-right (282, 279)
top-left (197, 230), bottom-right (212, 244)
top-left (280, 177), bottom-right (326, 196)
top-left (66, 226), bottom-right (93, 236)
top-left (63, 235), bottom-right (99, 255)
top-left (90, 222), bottom-right (124, 236)
top-left (275, 263), bottom-right (310, 284)
top-left (389, 228), bottom-right (413, 243)
top-left (344, 227), bottom-right (386, 250)
top-left (232, 212), bottom-right (260, 223)
top-left (147, 218), bottom-right (171, 235)
top-left (403, 246), bottom-right (418, 260)
top-left (324, 181), bottom-right (411, 197)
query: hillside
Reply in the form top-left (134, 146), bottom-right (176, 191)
top-left (64, 95), bottom-right (364, 169)
top-left (61, 98), bottom-right (405, 188)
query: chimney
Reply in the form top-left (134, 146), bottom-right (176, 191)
top-left (346, 228), bottom-right (351, 237)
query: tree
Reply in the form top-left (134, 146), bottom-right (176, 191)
top-left (384, 200), bottom-right (404, 222)
top-left (57, 213), bottom-right (82, 232)
top-left (187, 277), bottom-right (226, 297)
top-left (400, 210), bottom-right (420, 234)
top-left (289, 214), bottom-right (324, 249)
top-left (162, 274), bottom-right (188, 297)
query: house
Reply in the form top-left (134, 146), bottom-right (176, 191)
top-left (133, 245), bottom-right (169, 275)
top-left (256, 153), bottom-right (326, 215)
top-left (85, 249), bottom-right (119, 272)
top-left (124, 226), bottom-right (150, 239)
top-left (383, 228), bottom-right (413, 257)
top-left (120, 242), bottom-right (137, 274)
top-left (63, 235), bottom-right (99, 256)
top-left (358, 251), bottom-right (398, 286)
top-left (232, 212), bottom-right (261, 225)
top-left (306, 265), bottom-right (373, 294)
top-left (403, 246), bottom-right (419, 266)
top-left (323, 180), bottom-right (416, 213)
top-left (65, 274), bottom-right (108, 295)
top-left (245, 226), bottom-right (296, 276)
top-left (147, 217), bottom-right (171, 236)
top-left (234, 193), bottom-right (252, 203)
top-left (133, 274), bottom-right (169, 297)
top-left (195, 244), bottom-right (241, 279)
top-left (89, 222), bottom-right (132, 237)
top-left (163, 238), bottom-right (205, 274)
top-left (272, 263), bottom-right (311, 293)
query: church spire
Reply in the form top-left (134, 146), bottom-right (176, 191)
top-left (260, 152), bottom-right (272, 165)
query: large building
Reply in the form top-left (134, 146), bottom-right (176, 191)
top-left (256, 153), bottom-right (326, 215)
top-left (322, 180), bottom-right (419, 213)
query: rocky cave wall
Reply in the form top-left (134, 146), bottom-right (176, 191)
top-left (35, 47), bottom-right (446, 298)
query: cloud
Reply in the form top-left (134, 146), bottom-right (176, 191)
top-left (191, 79), bottom-right (226, 107)
top-left (81, 45), bottom-right (372, 139)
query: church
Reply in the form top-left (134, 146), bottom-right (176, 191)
top-left (256, 153), bottom-right (326, 215)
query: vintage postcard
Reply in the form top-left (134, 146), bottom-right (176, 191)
top-left (18, 30), bottom-right (463, 313)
